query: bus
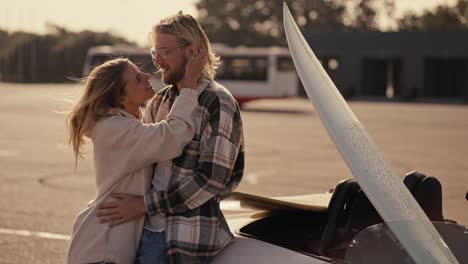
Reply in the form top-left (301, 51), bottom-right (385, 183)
top-left (83, 44), bottom-right (298, 105)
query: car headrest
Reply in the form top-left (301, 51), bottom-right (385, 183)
top-left (322, 179), bottom-right (360, 246)
top-left (404, 171), bottom-right (444, 221)
top-left (346, 171), bottom-right (444, 235)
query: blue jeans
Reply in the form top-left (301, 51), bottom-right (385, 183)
top-left (135, 229), bottom-right (168, 264)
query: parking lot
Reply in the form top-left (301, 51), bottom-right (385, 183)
top-left (0, 83), bottom-right (467, 263)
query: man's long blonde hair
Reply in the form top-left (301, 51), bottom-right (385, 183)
top-left (150, 11), bottom-right (219, 79)
top-left (67, 58), bottom-right (129, 161)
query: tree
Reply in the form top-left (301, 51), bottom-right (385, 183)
top-left (0, 29), bottom-right (9, 80)
top-left (0, 32), bottom-right (42, 82)
top-left (455, 0), bottom-right (468, 23)
top-left (398, 1), bottom-right (468, 31)
top-left (49, 30), bottom-right (132, 82)
top-left (0, 25), bottom-right (132, 83)
top-left (0, 30), bottom-right (8, 51)
top-left (349, 0), bottom-right (395, 31)
top-left (195, 0), bottom-right (396, 46)
top-left (195, 0), bottom-right (348, 46)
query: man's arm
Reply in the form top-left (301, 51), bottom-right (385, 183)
top-left (145, 97), bottom-right (244, 215)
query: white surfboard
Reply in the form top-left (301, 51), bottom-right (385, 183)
top-left (283, 3), bottom-right (458, 264)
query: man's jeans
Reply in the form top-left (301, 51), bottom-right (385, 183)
top-left (135, 229), bottom-right (168, 264)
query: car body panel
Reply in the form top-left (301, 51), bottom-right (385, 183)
top-left (213, 236), bottom-right (328, 264)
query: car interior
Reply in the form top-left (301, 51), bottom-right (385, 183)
top-left (233, 171), bottom-right (446, 262)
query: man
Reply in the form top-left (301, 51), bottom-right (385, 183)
top-left (98, 11), bottom-right (245, 263)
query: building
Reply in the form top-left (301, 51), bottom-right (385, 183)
top-left (304, 31), bottom-right (468, 100)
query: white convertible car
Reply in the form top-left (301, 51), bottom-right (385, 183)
top-left (214, 4), bottom-right (467, 264)
top-left (214, 172), bottom-right (467, 264)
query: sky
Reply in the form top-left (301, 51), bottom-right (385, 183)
top-left (1, 0), bottom-right (457, 46)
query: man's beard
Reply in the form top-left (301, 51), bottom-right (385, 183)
top-left (161, 58), bottom-right (188, 86)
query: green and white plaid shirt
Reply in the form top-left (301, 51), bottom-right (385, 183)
top-left (142, 78), bottom-right (245, 263)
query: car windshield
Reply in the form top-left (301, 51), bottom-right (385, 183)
top-left (344, 221), bottom-right (468, 263)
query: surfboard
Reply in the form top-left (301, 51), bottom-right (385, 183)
top-left (282, 3), bottom-right (458, 263)
top-left (222, 192), bottom-right (331, 212)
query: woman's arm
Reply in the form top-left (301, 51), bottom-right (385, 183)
top-left (93, 52), bottom-right (207, 177)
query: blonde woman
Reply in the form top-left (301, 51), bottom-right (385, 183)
top-left (67, 53), bottom-right (206, 264)
top-left (98, 12), bottom-right (245, 264)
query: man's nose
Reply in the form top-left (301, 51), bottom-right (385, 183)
top-left (155, 53), bottom-right (164, 66)
top-left (152, 55), bottom-right (162, 68)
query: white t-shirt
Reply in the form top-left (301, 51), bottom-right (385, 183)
top-left (143, 160), bottom-right (172, 232)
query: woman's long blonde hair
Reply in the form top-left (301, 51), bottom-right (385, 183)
top-left (67, 58), bottom-right (130, 161)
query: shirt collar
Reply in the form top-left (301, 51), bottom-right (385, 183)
top-left (163, 78), bottom-right (211, 101)
top-left (195, 78), bottom-right (211, 95)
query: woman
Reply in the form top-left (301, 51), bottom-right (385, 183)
top-left (67, 53), bottom-right (205, 264)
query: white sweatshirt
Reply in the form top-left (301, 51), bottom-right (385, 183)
top-left (67, 89), bottom-right (198, 264)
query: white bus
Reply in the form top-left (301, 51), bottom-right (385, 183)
top-left (83, 44), bottom-right (298, 105)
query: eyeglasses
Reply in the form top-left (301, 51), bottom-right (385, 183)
top-left (150, 43), bottom-right (189, 60)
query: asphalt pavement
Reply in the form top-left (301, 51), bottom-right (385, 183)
top-left (0, 83), bottom-right (467, 263)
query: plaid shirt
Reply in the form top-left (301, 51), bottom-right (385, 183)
top-left (142, 78), bottom-right (245, 263)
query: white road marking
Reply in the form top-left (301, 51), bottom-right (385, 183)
top-left (0, 228), bottom-right (71, 240)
